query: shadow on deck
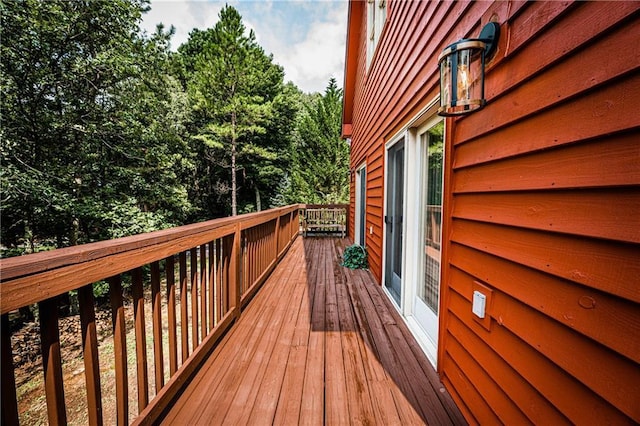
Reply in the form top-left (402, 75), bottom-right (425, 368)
top-left (162, 237), bottom-right (465, 425)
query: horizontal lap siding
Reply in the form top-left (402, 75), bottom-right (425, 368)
top-left (443, 1), bottom-right (640, 424)
top-left (347, 0), bottom-right (640, 424)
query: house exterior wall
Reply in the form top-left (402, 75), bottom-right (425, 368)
top-left (343, 1), bottom-right (640, 424)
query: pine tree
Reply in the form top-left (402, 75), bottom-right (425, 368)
top-left (188, 6), bottom-right (286, 216)
top-left (288, 78), bottom-right (350, 204)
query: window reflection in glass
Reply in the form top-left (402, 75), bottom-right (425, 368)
top-left (420, 121), bottom-right (444, 315)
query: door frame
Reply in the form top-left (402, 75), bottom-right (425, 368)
top-left (354, 163), bottom-right (367, 247)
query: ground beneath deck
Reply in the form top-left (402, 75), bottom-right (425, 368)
top-left (161, 237), bottom-right (465, 425)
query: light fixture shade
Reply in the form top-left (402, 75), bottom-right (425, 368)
top-left (438, 22), bottom-right (500, 117)
top-left (438, 40), bottom-right (486, 116)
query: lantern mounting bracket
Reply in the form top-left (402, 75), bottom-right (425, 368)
top-left (478, 21), bottom-right (500, 60)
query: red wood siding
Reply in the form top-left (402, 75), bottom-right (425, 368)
top-left (344, 0), bottom-right (640, 423)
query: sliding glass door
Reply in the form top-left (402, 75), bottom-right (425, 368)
top-left (413, 120), bottom-right (444, 348)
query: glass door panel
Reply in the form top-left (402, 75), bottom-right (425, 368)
top-left (412, 120), bottom-right (444, 355)
top-left (419, 121), bottom-right (444, 314)
top-left (357, 167), bottom-right (367, 246)
top-left (385, 140), bottom-right (404, 305)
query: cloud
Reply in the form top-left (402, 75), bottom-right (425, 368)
top-left (262, 2), bottom-right (347, 93)
top-left (140, 1), bottom-right (222, 49)
top-left (140, 0), bottom-right (348, 93)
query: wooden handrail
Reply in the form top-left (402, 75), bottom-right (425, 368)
top-left (0, 204), bottom-right (302, 425)
top-left (0, 205), bottom-right (300, 314)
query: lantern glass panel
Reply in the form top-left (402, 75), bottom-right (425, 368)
top-left (457, 49), bottom-right (482, 105)
top-left (438, 41), bottom-right (486, 116)
top-left (439, 55), bottom-right (452, 111)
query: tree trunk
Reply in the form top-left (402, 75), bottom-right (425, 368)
top-left (255, 187), bottom-right (261, 212)
top-left (25, 222), bottom-right (34, 254)
top-left (231, 112), bottom-right (237, 216)
top-left (70, 217), bottom-right (79, 246)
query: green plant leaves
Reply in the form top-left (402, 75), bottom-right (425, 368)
top-left (342, 244), bottom-right (368, 270)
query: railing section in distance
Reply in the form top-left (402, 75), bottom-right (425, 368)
top-left (0, 205), bottom-right (300, 426)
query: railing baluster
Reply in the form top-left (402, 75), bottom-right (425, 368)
top-left (1, 314), bottom-right (19, 426)
top-left (151, 261), bottom-right (164, 392)
top-left (275, 215), bottom-right (281, 258)
top-left (258, 226), bottom-right (263, 280)
top-left (39, 297), bottom-right (67, 425)
top-left (208, 241), bottom-right (215, 332)
top-left (264, 223), bottom-right (267, 267)
top-left (223, 235), bottom-right (233, 316)
top-left (190, 247), bottom-right (198, 348)
top-left (261, 224), bottom-right (266, 273)
top-left (179, 251), bottom-right (189, 362)
top-left (109, 275), bottom-right (128, 425)
top-left (165, 255), bottom-right (178, 376)
top-left (200, 244), bottom-right (207, 339)
top-left (242, 232), bottom-right (247, 294)
top-left (259, 226), bottom-right (263, 281)
top-left (216, 238), bottom-right (224, 321)
top-left (78, 284), bottom-right (103, 426)
top-left (132, 267), bottom-right (149, 412)
top-left (245, 232), bottom-right (249, 291)
top-left (254, 227), bottom-right (258, 284)
top-left (231, 224), bottom-right (242, 317)
top-left (273, 219), bottom-right (278, 261)
top-left (252, 229), bottom-right (257, 288)
top-left (247, 231), bottom-right (253, 291)
top-left (261, 225), bottom-right (265, 275)
top-left (269, 221), bottom-right (273, 259)
top-left (266, 222), bottom-right (271, 267)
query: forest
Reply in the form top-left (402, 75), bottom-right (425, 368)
top-left (1, 0), bottom-right (350, 257)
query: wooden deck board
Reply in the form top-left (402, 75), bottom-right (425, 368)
top-left (161, 237), bottom-right (465, 425)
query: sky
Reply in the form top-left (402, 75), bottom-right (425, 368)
top-left (140, 0), bottom-right (348, 94)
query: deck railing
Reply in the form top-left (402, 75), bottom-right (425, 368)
top-left (0, 205), bottom-right (301, 425)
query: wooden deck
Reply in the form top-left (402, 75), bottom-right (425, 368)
top-left (161, 237), bottom-right (465, 425)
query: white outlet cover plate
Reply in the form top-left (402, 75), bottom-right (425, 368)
top-left (472, 290), bottom-right (486, 319)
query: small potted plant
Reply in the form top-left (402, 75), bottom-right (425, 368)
top-left (342, 244), bottom-right (368, 269)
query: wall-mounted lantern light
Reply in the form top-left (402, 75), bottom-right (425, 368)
top-left (438, 22), bottom-right (500, 116)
